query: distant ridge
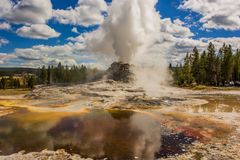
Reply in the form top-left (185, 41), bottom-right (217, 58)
top-left (0, 67), bottom-right (38, 76)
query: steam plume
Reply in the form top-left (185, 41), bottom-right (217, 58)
top-left (86, 0), bottom-right (171, 96)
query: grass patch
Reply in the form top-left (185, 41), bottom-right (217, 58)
top-left (184, 85), bottom-right (240, 91)
top-left (207, 86), bottom-right (240, 91)
top-left (192, 85), bottom-right (207, 90)
top-left (0, 89), bottom-right (30, 96)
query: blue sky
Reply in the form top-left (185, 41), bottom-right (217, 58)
top-left (0, 0), bottom-right (239, 67)
top-left (157, 0), bottom-right (240, 39)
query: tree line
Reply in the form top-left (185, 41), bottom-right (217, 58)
top-left (0, 63), bottom-right (104, 89)
top-left (36, 63), bottom-right (104, 86)
top-left (0, 75), bottom-right (35, 89)
top-left (171, 42), bottom-right (240, 86)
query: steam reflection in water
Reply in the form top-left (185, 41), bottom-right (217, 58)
top-left (0, 109), bottom-right (167, 159)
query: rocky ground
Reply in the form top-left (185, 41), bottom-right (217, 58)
top-left (0, 150), bottom-right (93, 160)
top-left (0, 80), bottom-right (240, 159)
top-left (25, 80), bottom-right (196, 109)
top-left (161, 132), bottom-right (240, 160)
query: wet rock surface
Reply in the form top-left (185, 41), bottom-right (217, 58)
top-left (161, 132), bottom-right (240, 160)
top-left (126, 96), bottom-right (185, 107)
top-left (23, 80), bottom-right (190, 111)
top-left (156, 132), bottom-right (197, 158)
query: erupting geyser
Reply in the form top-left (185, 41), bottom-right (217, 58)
top-left (86, 0), bottom-right (171, 96)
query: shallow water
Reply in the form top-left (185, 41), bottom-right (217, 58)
top-left (0, 108), bottom-right (195, 159)
top-left (189, 95), bottom-right (240, 113)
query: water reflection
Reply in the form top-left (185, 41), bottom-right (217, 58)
top-left (187, 95), bottom-right (240, 113)
top-left (0, 109), bottom-right (197, 159)
top-left (48, 110), bottom-right (165, 160)
top-left (0, 110), bottom-right (165, 159)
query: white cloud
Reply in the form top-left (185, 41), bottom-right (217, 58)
top-left (166, 36), bottom-right (240, 65)
top-left (0, 53), bottom-right (16, 64)
top-left (0, 0), bottom-right (12, 17)
top-left (67, 35), bottom-right (85, 42)
top-left (1, 0), bottom-right (52, 25)
top-left (16, 24), bottom-right (60, 40)
top-left (53, 0), bottom-right (107, 27)
top-left (201, 37), bottom-right (240, 50)
top-left (0, 42), bottom-right (107, 68)
top-left (174, 37), bottom-right (206, 57)
top-left (0, 38), bottom-right (9, 47)
top-left (0, 0), bottom-right (60, 40)
top-left (71, 27), bottom-right (79, 34)
top-left (179, 0), bottom-right (240, 30)
top-left (160, 18), bottom-right (194, 38)
top-left (153, 32), bottom-right (206, 64)
top-left (0, 22), bottom-right (11, 30)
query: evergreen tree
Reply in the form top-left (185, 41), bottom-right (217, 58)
top-left (215, 51), bottom-right (223, 86)
top-left (233, 49), bottom-right (240, 82)
top-left (191, 47), bottom-right (200, 83)
top-left (0, 78), bottom-right (7, 89)
top-left (13, 79), bottom-right (20, 88)
top-left (178, 64), bottom-right (185, 85)
top-left (199, 51), bottom-right (207, 84)
top-left (9, 76), bottom-right (14, 88)
top-left (79, 65), bottom-right (87, 83)
top-left (64, 65), bottom-right (71, 83)
top-left (27, 75), bottom-right (36, 89)
top-left (173, 64), bottom-right (182, 85)
top-left (182, 53), bottom-right (194, 85)
top-left (40, 66), bottom-right (47, 84)
top-left (221, 44), bottom-right (234, 83)
top-left (206, 42), bottom-right (217, 85)
top-left (47, 66), bottom-right (52, 84)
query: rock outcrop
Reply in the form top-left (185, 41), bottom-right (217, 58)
top-left (107, 62), bottom-right (133, 83)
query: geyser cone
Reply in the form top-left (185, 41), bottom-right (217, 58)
top-left (86, 0), bottom-right (171, 96)
top-left (107, 62), bottom-right (134, 83)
